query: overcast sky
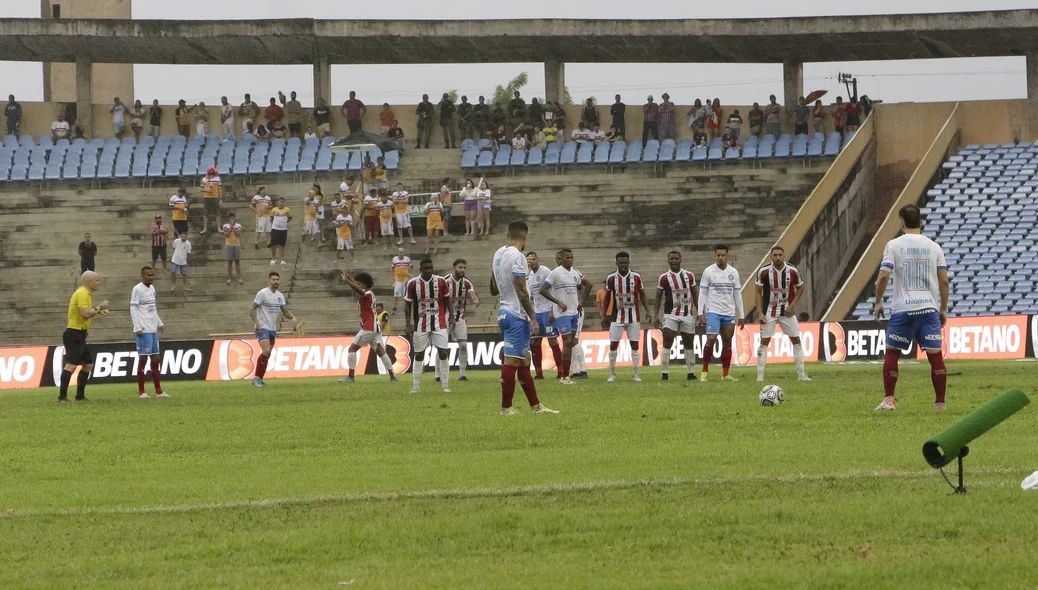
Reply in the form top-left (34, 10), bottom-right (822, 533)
top-left (0, 0), bottom-right (1034, 106)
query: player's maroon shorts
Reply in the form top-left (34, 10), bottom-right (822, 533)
top-left (365, 216), bottom-right (379, 233)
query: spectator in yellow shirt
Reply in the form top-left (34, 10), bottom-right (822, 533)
top-left (200, 166), bottom-right (222, 234)
top-left (168, 187), bottom-right (190, 236)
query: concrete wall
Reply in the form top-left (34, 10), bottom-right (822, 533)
top-left (42, 0), bottom-right (134, 105)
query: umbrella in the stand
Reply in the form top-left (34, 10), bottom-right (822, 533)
top-left (805, 89), bottom-right (828, 103)
top-left (328, 131), bottom-right (399, 154)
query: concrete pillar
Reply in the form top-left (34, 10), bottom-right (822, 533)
top-left (1027, 54), bottom-right (1038, 141)
top-left (783, 60), bottom-right (804, 130)
top-left (313, 56), bottom-right (331, 107)
top-left (545, 60), bottom-right (566, 105)
top-left (76, 56), bottom-right (93, 139)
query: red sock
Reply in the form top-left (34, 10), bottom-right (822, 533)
top-left (721, 346), bottom-right (732, 376)
top-left (256, 353), bottom-right (269, 379)
top-left (562, 360), bottom-right (570, 378)
top-left (928, 352), bottom-right (947, 404)
top-left (501, 364), bottom-right (518, 407)
top-left (702, 345), bottom-right (713, 373)
top-left (137, 362), bottom-right (147, 394)
top-left (150, 357), bottom-right (163, 393)
top-left (883, 348), bottom-right (900, 397)
top-left (531, 341), bottom-right (543, 377)
top-left (517, 365), bottom-right (540, 407)
top-left (549, 342), bottom-right (563, 378)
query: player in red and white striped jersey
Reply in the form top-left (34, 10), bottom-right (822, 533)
top-left (652, 251), bottom-right (699, 381)
top-left (753, 246), bottom-right (810, 382)
top-left (338, 270), bottom-right (398, 384)
top-left (604, 251), bottom-right (649, 382)
top-left (404, 259), bottom-right (453, 393)
top-left (441, 258), bottom-right (480, 381)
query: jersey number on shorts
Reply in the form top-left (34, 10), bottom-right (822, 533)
top-left (903, 260), bottom-right (929, 291)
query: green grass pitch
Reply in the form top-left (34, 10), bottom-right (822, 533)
top-left (2, 361), bottom-right (1037, 588)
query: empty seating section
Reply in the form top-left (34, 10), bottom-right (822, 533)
top-left (457, 132), bottom-right (844, 170)
top-left (0, 133), bottom-right (400, 183)
top-left (849, 142), bottom-right (1038, 320)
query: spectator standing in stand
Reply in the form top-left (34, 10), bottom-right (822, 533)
top-left (110, 97), bottom-right (127, 139)
top-left (833, 97), bottom-right (847, 135)
top-left (439, 180), bottom-right (453, 237)
top-left (642, 96), bottom-right (659, 144)
top-left (239, 94), bottom-right (259, 135)
top-left (219, 96), bottom-right (235, 139)
top-left (265, 98), bottom-right (283, 128)
top-left (78, 233), bottom-right (97, 273)
top-left (193, 102), bottom-right (209, 138)
top-left (707, 98), bottom-right (723, 140)
top-left (313, 98), bottom-right (331, 138)
top-left (811, 100), bottom-right (826, 133)
top-left (250, 186), bottom-right (272, 249)
top-left (342, 91), bottom-right (366, 134)
top-left (580, 98), bottom-right (599, 129)
top-left (148, 100), bottom-right (163, 139)
top-left (457, 96), bottom-right (474, 140)
top-left (845, 97), bottom-right (863, 132)
top-left (284, 91), bottom-right (302, 138)
top-left (471, 96), bottom-right (489, 138)
top-left (223, 213), bottom-right (243, 285)
top-left (415, 94), bottom-right (435, 149)
top-left (128, 100), bottom-right (146, 141)
top-left (379, 103), bottom-right (395, 136)
top-left (490, 103), bottom-right (506, 136)
top-left (175, 99), bottom-right (191, 137)
top-left (151, 215), bottom-right (169, 270)
top-left (439, 93), bottom-right (457, 149)
top-left (727, 109), bottom-right (743, 141)
top-left (658, 93), bottom-right (676, 140)
top-left (527, 98), bottom-right (543, 129)
top-left (764, 95), bottom-right (782, 138)
top-left (169, 187), bottom-right (190, 237)
top-left (169, 231), bottom-right (192, 293)
top-left (748, 103), bottom-right (764, 138)
top-left (5, 95), bottom-right (21, 136)
top-left (200, 166), bottom-right (222, 235)
top-left (507, 91), bottom-right (526, 131)
top-left (610, 95), bottom-right (626, 141)
top-left (793, 97), bottom-right (810, 135)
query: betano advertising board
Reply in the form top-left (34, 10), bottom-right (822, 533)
top-left (1, 315), bottom-right (1033, 389)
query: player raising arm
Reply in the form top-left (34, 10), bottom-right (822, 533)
top-left (249, 272), bottom-right (300, 388)
top-left (873, 204), bottom-right (950, 411)
top-left (338, 270), bottom-right (398, 384)
top-left (697, 244), bottom-right (744, 381)
top-left (490, 220), bottom-right (557, 414)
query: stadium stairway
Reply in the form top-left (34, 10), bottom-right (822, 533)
top-left (0, 163), bottom-right (827, 345)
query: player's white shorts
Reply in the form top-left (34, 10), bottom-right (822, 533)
top-left (337, 238), bottom-right (353, 251)
top-left (761, 315), bottom-right (800, 339)
top-left (304, 220), bottom-right (320, 235)
top-left (394, 281), bottom-right (407, 297)
top-left (352, 330), bottom-right (383, 348)
top-left (609, 322), bottom-right (641, 342)
top-left (576, 310), bottom-right (584, 339)
top-left (450, 319), bottom-right (468, 341)
top-left (380, 221), bottom-right (394, 236)
top-left (316, 208), bottom-right (325, 220)
top-left (663, 314), bottom-right (697, 334)
top-left (413, 328), bottom-right (449, 351)
top-left (395, 213), bottom-right (411, 229)
top-left (256, 216), bottom-right (272, 233)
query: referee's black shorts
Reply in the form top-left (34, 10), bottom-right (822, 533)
top-left (62, 328), bottom-right (93, 365)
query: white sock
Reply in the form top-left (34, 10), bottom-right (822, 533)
top-left (608, 350), bottom-right (617, 374)
top-left (412, 356), bottom-right (424, 389)
top-left (458, 345), bottom-right (468, 378)
top-left (661, 347), bottom-right (671, 374)
top-left (757, 345), bottom-right (768, 381)
top-left (572, 344), bottom-right (586, 373)
top-left (684, 349), bottom-right (695, 375)
top-left (379, 353), bottom-right (394, 376)
top-left (793, 343), bottom-right (806, 378)
top-left (347, 351), bottom-right (358, 373)
top-left (631, 349), bottom-right (640, 377)
top-left (439, 357), bottom-right (450, 390)
top-left (433, 355), bottom-right (440, 379)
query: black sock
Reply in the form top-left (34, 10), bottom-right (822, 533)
top-left (59, 369), bottom-right (73, 399)
top-left (76, 372), bottom-right (90, 399)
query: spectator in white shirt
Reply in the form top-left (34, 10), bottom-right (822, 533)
top-left (220, 96), bottom-right (235, 139)
top-left (589, 123), bottom-right (606, 143)
top-left (571, 122), bottom-right (590, 144)
top-left (110, 97), bottom-right (127, 139)
top-left (511, 133), bottom-right (528, 151)
top-left (169, 231), bottom-right (192, 293)
top-left (51, 113), bottom-right (70, 140)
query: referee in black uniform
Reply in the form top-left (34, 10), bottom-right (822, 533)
top-left (60, 271), bottom-right (110, 403)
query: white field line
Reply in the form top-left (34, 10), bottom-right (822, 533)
top-left (0, 467), bottom-right (1019, 520)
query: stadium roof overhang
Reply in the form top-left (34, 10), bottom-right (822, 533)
top-left (0, 11), bottom-right (1037, 65)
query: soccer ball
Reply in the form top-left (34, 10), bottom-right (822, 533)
top-left (759, 385), bottom-right (785, 406)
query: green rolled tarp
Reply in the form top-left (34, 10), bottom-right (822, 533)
top-left (923, 388), bottom-right (1030, 468)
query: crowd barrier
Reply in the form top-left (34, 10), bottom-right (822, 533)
top-left (1, 315), bottom-right (1034, 390)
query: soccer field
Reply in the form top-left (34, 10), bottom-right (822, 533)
top-left (2, 361), bottom-right (1036, 589)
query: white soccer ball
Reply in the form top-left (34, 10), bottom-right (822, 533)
top-left (759, 384), bottom-right (785, 406)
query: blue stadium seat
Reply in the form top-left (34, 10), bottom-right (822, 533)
top-left (807, 137), bottom-right (824, 157)
top-left (461, 148), bottom-right (479, 169)
top-left (725, 147), bottom-right (740, 160)
top-left (625, 140), bottom-right (642, 163)
top-left (675, 139), bottom-right (691, 162)
top-left (773, 135), bottom-right (792, 158)
top-left (346, 151), bottom-right (363, 171)
top-left (642, 141), bottom-right (659, 162)
top-left (543, 144), bottom-right (560, 166)
top-left (477, 151), bottom-right (494, 167)
top-left (510, 148), bottom-right (527, 166)
top-left (460, 139), bottom-right (475, 151)
top-left (758, 136), bottom-right (775, 158)
top-left (575, 143), bottom-right (593, 164)
top-left (609, 141), bottom-right (626, 164)
top-left (707, 147), bottom-right (723, 161)
top-left (658, 142), bottom-right (674, 162)
top-left (332, 152), bottom-right (349, 171)
top-left (692, 147), bottom-right (707, 161)
top-left (559, 143), bottom-right (577, 165)
top-left (527, 147), bottom-right (543, 166)
top-left (304, 136), bottom-right (319, 151)
top-left (593, 143), bottom-right (610, 164)
top-left (495, 146), bottom-right (513, 167)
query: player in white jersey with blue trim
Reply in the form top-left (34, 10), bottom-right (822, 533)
top-left (249, 271), bottom-right (300, 388)
top-left (130, 266), bottom-right (168, 398)
top-left (526, 251), bottom-right (563, 379)
top-left (542, 248), bottom-right (592, 385)
top-left (490, 220), bottom-right (558, 415)
top-left (873, 204), bottom-right (950, 411)
top-left (558, 249), bottom-right (592, 380)
top-left (697, 244), bottom-right (744, 382)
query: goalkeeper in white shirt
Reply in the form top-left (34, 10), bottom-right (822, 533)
top-left (697, 244), bottom-right (745, 382)
top-left (130, 266), bottom-right (168, 398)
